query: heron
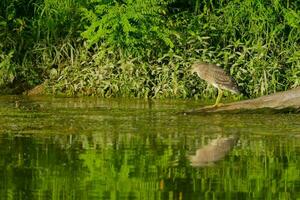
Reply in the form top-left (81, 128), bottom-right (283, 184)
top-left (191, 62), bottom-right (239, 107)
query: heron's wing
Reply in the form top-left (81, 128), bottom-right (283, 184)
top-left (210, 67), bottom-right (239, 92)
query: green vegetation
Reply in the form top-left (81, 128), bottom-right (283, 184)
top-left (0, 0), bottom-right (299, 98)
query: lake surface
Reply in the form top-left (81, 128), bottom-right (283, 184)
top-left (0, 96), bottom-right (299, 200)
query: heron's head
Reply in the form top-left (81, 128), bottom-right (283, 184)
top-left (190, 62), bottom-right (205, 75)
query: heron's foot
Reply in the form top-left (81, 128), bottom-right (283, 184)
top-left (204, 103), bottom-right (224, 109)
top-left (212, 103), bottom-right (224, 108)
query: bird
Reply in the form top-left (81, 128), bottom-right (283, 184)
top-left (191, 62), bottom-right (240, 107)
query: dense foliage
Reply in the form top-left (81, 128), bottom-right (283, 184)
top-left (0, 0), bottom-right (299, 98)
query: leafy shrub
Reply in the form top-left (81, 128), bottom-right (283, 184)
top-left (81, 0), bottom-right (175, 58)
top-left (0, 0), bottom-right (85, 91)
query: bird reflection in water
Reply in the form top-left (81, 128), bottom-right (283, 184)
top-left (189, 135), bottom-right (238, 167)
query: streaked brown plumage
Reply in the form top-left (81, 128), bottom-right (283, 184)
top-left (191, 62), bottom-right (239, 106)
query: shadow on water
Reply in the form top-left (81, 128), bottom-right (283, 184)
top-left (0, 95), bottom-right (299, 200)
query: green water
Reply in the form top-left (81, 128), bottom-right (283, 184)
top-left (0, 96), bottom-right (299, 200)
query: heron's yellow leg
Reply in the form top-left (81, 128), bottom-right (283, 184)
top-left (213, 88), bottom-right (223, 107)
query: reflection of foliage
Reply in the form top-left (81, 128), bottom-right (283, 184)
top-left (76, 134), bottom-right (299, 199)
top-left (0, 99), bottom-right (299, 199)
top-left (0, 133), bottom-right (299, 199)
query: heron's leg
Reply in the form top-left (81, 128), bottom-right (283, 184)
top-left (213, 88), bottom-right (223, 107)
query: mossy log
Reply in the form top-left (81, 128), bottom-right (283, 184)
top-left (183, 87), bottom-right (300, 114)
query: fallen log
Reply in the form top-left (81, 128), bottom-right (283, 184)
top-left (183, 87), bottom-right (300, 114)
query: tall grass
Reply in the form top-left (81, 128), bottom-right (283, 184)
top-left (0, 0), bottom-right (85, 93)
top-left (1, 0), bottom-right (300, 99)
